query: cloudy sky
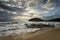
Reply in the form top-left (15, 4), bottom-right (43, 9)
top-left (0, 0), bottom-right (60, 21)
top-left (24, 0), bottom-right (60, 20)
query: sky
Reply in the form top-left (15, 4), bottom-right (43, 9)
top-left (24, 0), bottom-right (60, 20)
top-left (0, 0), bottom-right (60, 22)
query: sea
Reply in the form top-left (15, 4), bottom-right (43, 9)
top-left (0, 20), bottom-right (40, 36)
top-left (0, 20), bottom-right (60, 36)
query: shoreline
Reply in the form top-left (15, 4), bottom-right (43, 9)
top-left (0, 27), bottom-right (60, 40)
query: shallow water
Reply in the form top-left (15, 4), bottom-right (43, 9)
top-left (0, 21), bottom-right (60, 36)
top-left (0, 23), bottom-right (40, 36)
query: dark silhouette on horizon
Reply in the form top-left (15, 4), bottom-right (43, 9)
top-left (29, 18), bottom-right (43, 21)
top-left (29, 18), bottom-right (60, 22)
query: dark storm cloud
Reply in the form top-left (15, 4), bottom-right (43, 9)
top-left (0, 1), bottom-right (25, 22)
top-left (0, 10), bottom-right (18, 19)
top-left (0, 1), bottom-right (23, 12)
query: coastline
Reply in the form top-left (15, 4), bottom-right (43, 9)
top-left (0, 27), bottom-right (60, 40)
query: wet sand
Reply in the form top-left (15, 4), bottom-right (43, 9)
top-left (27, 29), bottom-right (60, 40)
top-left (0, 28), bottom-right (60, 40)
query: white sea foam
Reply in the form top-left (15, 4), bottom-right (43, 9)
top-left (0, 24), bottom-right (40, 36)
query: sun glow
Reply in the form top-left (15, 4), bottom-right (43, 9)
top-left (12, 16), bottom-right (33, 20)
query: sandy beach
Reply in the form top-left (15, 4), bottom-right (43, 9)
top-left (26, 28), bottom-right (60, 40)
top-left (0, 28), bottom-right (60, 40)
